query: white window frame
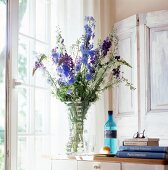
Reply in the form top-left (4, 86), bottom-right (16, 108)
top-left (6, 0), bottom-right (52, 170)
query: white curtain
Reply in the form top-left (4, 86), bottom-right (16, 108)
top-left (49, 0), bottom-right (106, 155)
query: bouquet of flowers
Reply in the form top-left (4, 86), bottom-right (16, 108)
top-left (33, 16), bottom-right (134, 154)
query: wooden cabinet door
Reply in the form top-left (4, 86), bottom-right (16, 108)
top-left (78, 161), bottom-right (120, 170)
top-left (51, 160), bottom-right (77, 170)
top-left (113, 15), bottom-right (139, 145)
top-left (139, 10), bottom-right (168, 144)
top-left (122, 163), bottom-right (165, 170)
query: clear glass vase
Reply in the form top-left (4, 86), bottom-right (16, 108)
top-left (66, 101), bottom-right (90, 155)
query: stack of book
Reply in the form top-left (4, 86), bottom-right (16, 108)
top-left (123, 138), bottom-right (159, 146)
top-left (117, 146), bottom-right (168, 159)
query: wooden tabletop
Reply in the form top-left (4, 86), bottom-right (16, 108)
top-left (50, 155), bottom-right (168, 165)
top-left (91, 156), bottom-right (168, 165)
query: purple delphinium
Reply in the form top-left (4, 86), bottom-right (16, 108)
top-left (84, 24), bottom-right (92, 40)
top-left (80, 17), bottom-right (96, 66)
top-left (112, 66), bottom-right (120, 78)
top-left (89, 54), bottom-right (98, 65)
top-left (84, 16), bottom-right (95, 41)
top-left (75, 58), bottom-right (82, 72)
top-left (86, 73), bottom-right (92, 81)
top-left (101, 37), bottom-right (112, 56)
top-left (67, 89), bottom-right (72, 94)
top-left (51, 48), bottom-right (61, 64)
top-left (57, 53), bottom-right (75, 85)
top-left (114, 55), bottom-right (120, 60)
top-left (34, 61), bottom-right (44, 69)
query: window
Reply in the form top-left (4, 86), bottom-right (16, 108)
top-left (12, 0), bottom-right (52, 170)
top-left (5, 1), bottom-right (101, 170)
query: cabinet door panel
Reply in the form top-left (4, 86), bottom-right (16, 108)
top-left (78, 161), bottom-right (120, 170)
top-left (122, 163), bottom-right (165, 170)
top-left (118, 35), bottom-right (133, 114)
top-left (139, 10), bottom-right (168, 142)
top-left (150, 27), bottom-right (168, 111)
top-left (113, 15), bottom-right (138, 144)
top-left (51, 160), bottom-right (77, 170)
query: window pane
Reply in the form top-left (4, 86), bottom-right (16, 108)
top-left (17, 0), bottom-right (52, 170)
top-left (35, 136), bottom-right (51, 170)
top-left (35, 88), bottom-right (50, 133)
top-left (18, 87), bottom-right (30, 133)
top-left (17, 136), bottom-right (51, 170)
top-left (18, 35), bottom-right (49, 87)
top-left (17, 136), bottom-right (35, 170)
top-left (36, 0), bottom-right (49, 42)
top-left (19, 0), bottom-right (32, 37)
top-left (18, 35), bottom-right (29, 83)
top-left (19, 0), bottom-right (49, 43)
top-left (34, 41), bottom-right (50, 87)
top-left (0, 1), bottom-right (6, 169)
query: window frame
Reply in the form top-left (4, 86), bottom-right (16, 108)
top-left (6, 0), bottom-right (52, 170)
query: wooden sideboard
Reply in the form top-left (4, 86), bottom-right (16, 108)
top-left (51, 156), bottom-right (168, 170)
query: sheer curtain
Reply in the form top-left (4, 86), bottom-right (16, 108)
top-left (4, 0), bottom-right (111, 170)
top-left (49, 0), bottom-right (105, 155)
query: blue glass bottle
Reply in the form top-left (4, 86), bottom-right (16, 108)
top-left (104, 111), bottom-right (117, 154)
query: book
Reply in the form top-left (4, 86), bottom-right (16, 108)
top-left (123, 141), bottom-right (159, 146)
top-left (94, 154), bottom-right (115, 157)
top-left (116, 151), bottom-right (168, 159)
top-left (124, 138), bottom-right (159, 142)
top-left (75, 154), bottom-right (115, 160)
top-left (119, 146), bottom-right (168, 153)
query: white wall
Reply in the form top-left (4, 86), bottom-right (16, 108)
top-left (113, 0), bottom-right (168, 22)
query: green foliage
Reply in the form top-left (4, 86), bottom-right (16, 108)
top-left (0, 147), bottom-right (4, 170)
top-left (0, 0), bottom-right (6, 4)
top-left (33, 22), bottom-right (134, 107)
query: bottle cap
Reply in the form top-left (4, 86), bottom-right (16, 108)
top-left (108, 110), bottom-right (113, 115)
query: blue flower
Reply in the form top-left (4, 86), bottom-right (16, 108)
top-left (68, 76), bottom-right (75, 85)
top-left (80, 44), bottom-right (88, 55)
top-left (67, 89), bottom-right (72, 94)
top-left (84, 16), bottom-right (95, 42)
top-left (51, 48), bottom-right (61, 64)
top-left (32, 16), bottom-right (132, 106)
top-left (88, 50), bottom-right (95, 57)
top-left (75, 61), bottom-right (81, 72)
top-left (87, 65), bottom-right (95, 74)
top-left (86, 73), bottom-right (92, 81)
top-left (57, 66), bottom-right (63, 74)
top-left (90, 55), bottom-right (97, 65)
top-left (62, 65), bottom-right (70, 77)
top-left (81, 55), bottom-right (88, 64)
top-left (101, 37), bottom-right (112, 56)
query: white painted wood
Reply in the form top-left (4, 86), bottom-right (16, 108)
top-left (150, 27), bottom-right (168, 111)
top-left (139, 10), bottom-right (168, 143)
top-left (78, 161), bottom-right (120, 170)
top-left (122, 163), bottom-right (166, 170)
top-left (51, 160), bottom-right (77, 170)
top-left (115, 15), bottom-right (138, 34)
top-left (113, 15), bottom-right (139, 144)
top-left (117, 31), bottom-right (134, 115)
top-left (8, 1), bottom-right (19, 170)
top-left (144, 10), bottom-right (168, 28)
top-left (51, 160), bottom-right (168, 170)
